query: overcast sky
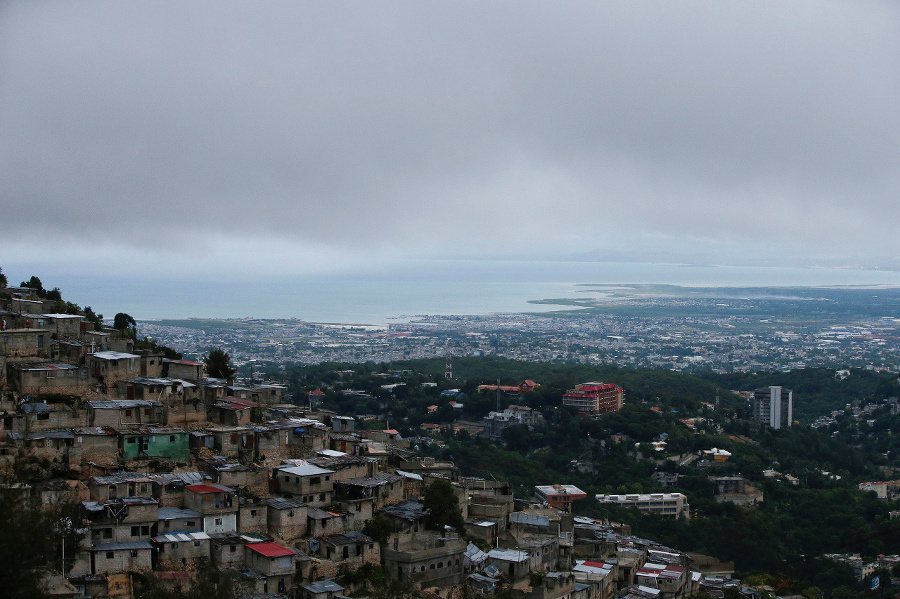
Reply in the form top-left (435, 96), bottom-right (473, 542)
top-left (2, 1), bottom-right (899, 282)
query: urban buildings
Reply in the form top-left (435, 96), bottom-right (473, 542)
top-left (562, 382), bottom-right (624, 415)
top-left (534, 484), bottom-right (587, 512)
top-left (751, 386), bottom-right (793, 429)
top-left (595, 492), bottom-right (691, 519)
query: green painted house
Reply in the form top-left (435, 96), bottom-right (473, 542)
top-left (120, 426), bottom-right (190, 462)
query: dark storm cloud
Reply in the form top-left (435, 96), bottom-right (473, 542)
top-left (1, 1), bottom-right (898, 273)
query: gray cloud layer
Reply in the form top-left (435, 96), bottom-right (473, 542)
top-left (2, 1), bottom-right (898, 275)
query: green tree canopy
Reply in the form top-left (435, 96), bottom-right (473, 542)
top-left (20, 275), bottom-right (46, 297)
top-left (423, 478), bottom-right (465, 531)
top-left (0, 484), bottom-right (84, 598)
top-left (205, 348), bottom-right (236, 381)
top-left (113, 313), bottom-right (138, 339)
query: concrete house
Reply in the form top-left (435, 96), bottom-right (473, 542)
top-left (84, 496), bottom-right (160, 544)
top-left (298, 580), bottom-right (346, 599)
top-left (271, 461), bottom-right (335, 506)
top-left (206, 426), bottom-right (256, 459)
top-left (184, 483), bottom-right (238, 534)
top-left (90, 541), bottom-right (153, 575)
top-left (266, 497), bottom-right (308, 543)
top-left (120, 426), bottom-right (189, 463)
top-left (573, 560), bottom-right (617, 599)
top-left (319, 531), bottom-right (380, 572)
top-left (88, 472), bottom-right (154, 502)
top-left (335, 472), bottom-right (404, 510)
top-left (8, 429), bottom-right (75, 461)
top-left (201, 457), bottom-right (269, 497)
top-left (152, 531), bottom-right (212, 572)
top-left (227, 383), bottom-right (287, 405)
top-left (306, 507), bottom-right (349, 538)
top-left (306, 454), bottom-right (377, 482)
top-left (164, 359), bottom-right (206, 381)
top-left (54, 339), bottom-right (94, 366)
top-left (210, 535), bottom-right (251, 570)
top-left (8, 362), bottom-right (87, 397)
top-left (486, 548), bottom-right (532, 583)
top-left (88, 399), bottom-right (167, 428)
top-left (157, 507), bottom-right (203, 534)
top-left (328, 415), bottom-right (356, 433)
top-left (635, 563), bottom-right (690, 599)
top-left (209, 397), bottom-right (261, 427)
top-left (147, 471), bottom-right (213, 508)
top-left (88, 351), bottom-right (141, 386)
top-left (381, 500), bottom-right (428, 535)
top-left (40, 313), bottom-right (84, 339)
top-left (238, 500), bottom-right (268, 535)
top-left (9, 402), bottom-right (84, 434)
top-left (245, 542), bottom-right (299, 596)
top-left (81, 330), bottom-right (111, 351)
top-left (0, 327), bottom-right (48, 358)
top-left (382, 532), bottom-right (467, 587)
top-left (118, 377), bottom-right (199, 403)
top-left (68, 426), bottom-right (119, 465)
top-left (329, 433), bottom-right (363, 456)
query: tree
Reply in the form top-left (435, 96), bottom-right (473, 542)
top-left (83, 306), bottom-right (103, 331)
top-left (113, 312), bottom-right (138, 339)
top-left (113, 312), bottom-right (137, 331)
top-left (363, 515), bottom-right (393, 545)
top-left (0, 266), bottom-right (7, 287)
top-left (423, 479), bottom-right (465, 531)
top-left (0, 483), bottom-right (84, 598)
top-left (20, 275), bottom-right (46, 297)
top-left (205, 348), bottom-right (236, 381)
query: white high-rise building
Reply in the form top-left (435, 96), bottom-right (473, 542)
top-left (752, 386), bottom-right (793, 429)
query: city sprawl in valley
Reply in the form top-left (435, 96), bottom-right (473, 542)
top-left (4, 276), bottom-right (900, 599)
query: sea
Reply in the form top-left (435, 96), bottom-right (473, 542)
top-left (39, 259), bottom-right (900, 325)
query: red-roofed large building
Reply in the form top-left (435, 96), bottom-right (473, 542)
top-left (562, 382), bottom-right (624, 415)
top-left (477, 380), bottom-right (540, 398)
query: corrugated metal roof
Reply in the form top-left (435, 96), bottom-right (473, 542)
top-left (158, 507), bottom-right (202, 520)
top-left (510, 512), bottom-right (550, 527)
top-left (91, 351), bottom-right (140, 360)
top-left (277, 463), bottom-right (334, 477)
top-left (92, 541), bottom-right (153, 551)
top-left (153, 532), bottom-right (211, 543)
top-left (149, 472), bottom-right (210, 486)
top-left (301, 580), bottom-right (345, 594)
top-left (267, 497), bottom-right (305, 510)
top-left (324, 531), bottom-right (371, 546)
top-left (342, 473), bottom-right (401, 488)
top-left (92, 471), bottom-right (148, 484)
top-left (487, 548), bottom-right (529, 562)
top-left (89, 399), bottom-right (163, 409)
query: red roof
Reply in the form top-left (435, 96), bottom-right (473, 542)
top-left (581, 560), bottom-right (607, 568)
top-left (218, 396), bottom-right (261, 408)
top-left (248, 542), bottom-right (295, 558)
top-left (186, 483), bottom-right (232, 494)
